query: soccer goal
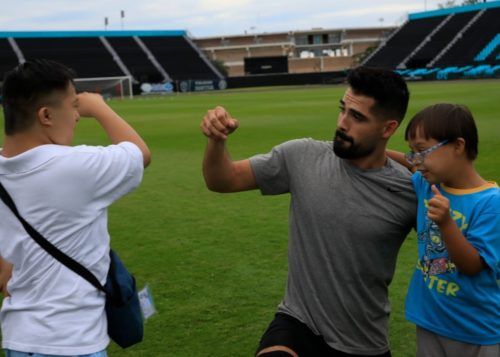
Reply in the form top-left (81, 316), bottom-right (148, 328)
top-left (74, 76), bottom-right (133, 99)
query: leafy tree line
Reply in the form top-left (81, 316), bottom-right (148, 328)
top-left (439, 0), bottom-right (489, 9)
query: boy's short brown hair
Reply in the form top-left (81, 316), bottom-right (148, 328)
top-left (405, 103), bottom-right (478, 160)
top-left (2, 59), bottom-right (76, 135)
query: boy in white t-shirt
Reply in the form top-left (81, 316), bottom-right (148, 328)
top-left (0, 59), bottom-right (151, 356)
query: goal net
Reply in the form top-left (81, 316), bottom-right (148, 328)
top-left (74, 76), bottom-right (133, 99)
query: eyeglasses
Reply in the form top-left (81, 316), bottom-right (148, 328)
top-left (405, 140), bottom-right (449, 166)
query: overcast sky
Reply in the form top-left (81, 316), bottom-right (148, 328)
top-left (0, 0), bottom-right (458, 38)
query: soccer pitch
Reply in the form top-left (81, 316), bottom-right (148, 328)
top-left (1, 79), bottom-right (499, 356)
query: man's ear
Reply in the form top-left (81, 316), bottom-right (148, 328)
top-left (37, 106), bottom-right (53, 127)
top-left (382, 119), bottom-right (399, 139)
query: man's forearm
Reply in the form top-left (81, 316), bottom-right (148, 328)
top-left (203, 139), bottom-right (234, 192)
top-left (200, 106), bottom-right (256, 192)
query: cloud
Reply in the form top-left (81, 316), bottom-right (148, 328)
top-left (312, 4), bottom-right (424, 19)
top-left (0, 0), bottom-right (447, 36)
top-left (198, 0), bottom-right (253, 11)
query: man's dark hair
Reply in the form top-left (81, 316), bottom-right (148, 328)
top-left (2, 59), bottom-right (76, 135)
top-left (405, 103), bottom-right (478, 161)
top-left (347, 66), bottom-right (409, 123)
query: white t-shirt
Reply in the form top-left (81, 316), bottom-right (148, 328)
top-left (0, 142), bottom-right (144, 355)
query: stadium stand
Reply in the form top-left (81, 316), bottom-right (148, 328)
top-left (105, 36), bottom-right (164, 84)
top-left (434, 7), bottom-right (500, 67)
top-left (0, 38), bottom-right (19, 79)
top-left (0, 30), bottom-right (222, 93)
top-left (404, 11), bottom-right (476, 68)
top-left (194, 27), bottom-right (393, 78)
top-left (16, 37), bottom-right (124, 78)
top-left (475, 34), bottom-right (500, 62)
top-left (139, 36), bottom-right (222, 81)
top-left (364, 1), bottom-right (500, 80)
top-left (365, 16), bottom-right (446, 69)
top-left (0, 27), bottom-right (392, 90)
top-left (288, 57), bottom-right (353, 74)
top-left (1, 2), bottom-right (497, 91)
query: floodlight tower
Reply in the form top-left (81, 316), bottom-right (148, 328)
top-left (121, 10), bottom-right (125, 30)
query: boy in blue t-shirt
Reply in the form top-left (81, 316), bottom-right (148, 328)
top-left (388, 103), bottom-right (499, 356)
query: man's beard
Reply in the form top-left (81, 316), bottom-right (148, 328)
top-left (332, 129), bottom-right (376, 160)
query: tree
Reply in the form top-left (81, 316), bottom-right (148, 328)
top-left (438, 0), bottom-right (458, 8)
top-left (438, 0), bottom-right (486, 8)
top-left (461, 0), bottom-right (487, 4)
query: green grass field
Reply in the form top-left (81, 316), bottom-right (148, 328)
top-left (1, 79), bottom-right (499, 356)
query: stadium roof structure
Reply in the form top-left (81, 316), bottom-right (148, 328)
top-left (0, 30), bottom-right (186, 39)
top-left (193, 26), bottom-right (396, 40)
top-left (409, 0), bottom-right (500, 20)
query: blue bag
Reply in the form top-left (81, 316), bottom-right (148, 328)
top-left (104, 250), bottom-right (144, 348)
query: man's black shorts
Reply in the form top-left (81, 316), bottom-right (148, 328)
top-left (256, 313), bottom-right (392, 357)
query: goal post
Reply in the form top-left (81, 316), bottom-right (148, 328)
top-left (74, 76), bottom-right (133, 99)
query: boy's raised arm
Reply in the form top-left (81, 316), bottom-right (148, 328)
top-left (77, 92), bottom-right (151, 168)
top-left (387, 149), bottom-right (415, 171)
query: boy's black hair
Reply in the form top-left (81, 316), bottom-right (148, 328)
top-left (347, 66), bottom-right (409, 123)
top-left (2, 59), bottom-right (76, 135)
top-left (405, 103), bottom-right (478, 160)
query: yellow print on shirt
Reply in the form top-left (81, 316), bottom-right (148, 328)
top-left (416, 260), bottom-right (461, 296)
top-left (424, 199), bottom-right (468, 231)
top-left (416, 200), bottom-right (466, 296)
top-left (421, 273), bottom-right (460, 297)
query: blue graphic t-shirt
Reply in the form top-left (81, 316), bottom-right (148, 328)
top-left (405, 171), bottom-right (500, 344)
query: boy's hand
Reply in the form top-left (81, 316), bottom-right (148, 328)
top-left (77, 92), bottom-right (107, 118)
top-left (200, 106), bottom-right (239, 141)
top-left (428, 185), bottom-right (452, 226)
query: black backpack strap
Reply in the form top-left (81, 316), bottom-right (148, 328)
top-left (0, 181), bottom-right (105, 293)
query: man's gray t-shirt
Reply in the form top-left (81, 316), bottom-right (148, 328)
top-left (249, 138), bottom-right (416, 355)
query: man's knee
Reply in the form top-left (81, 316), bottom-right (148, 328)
top-left (256, 345), bottom-right (298, 357)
